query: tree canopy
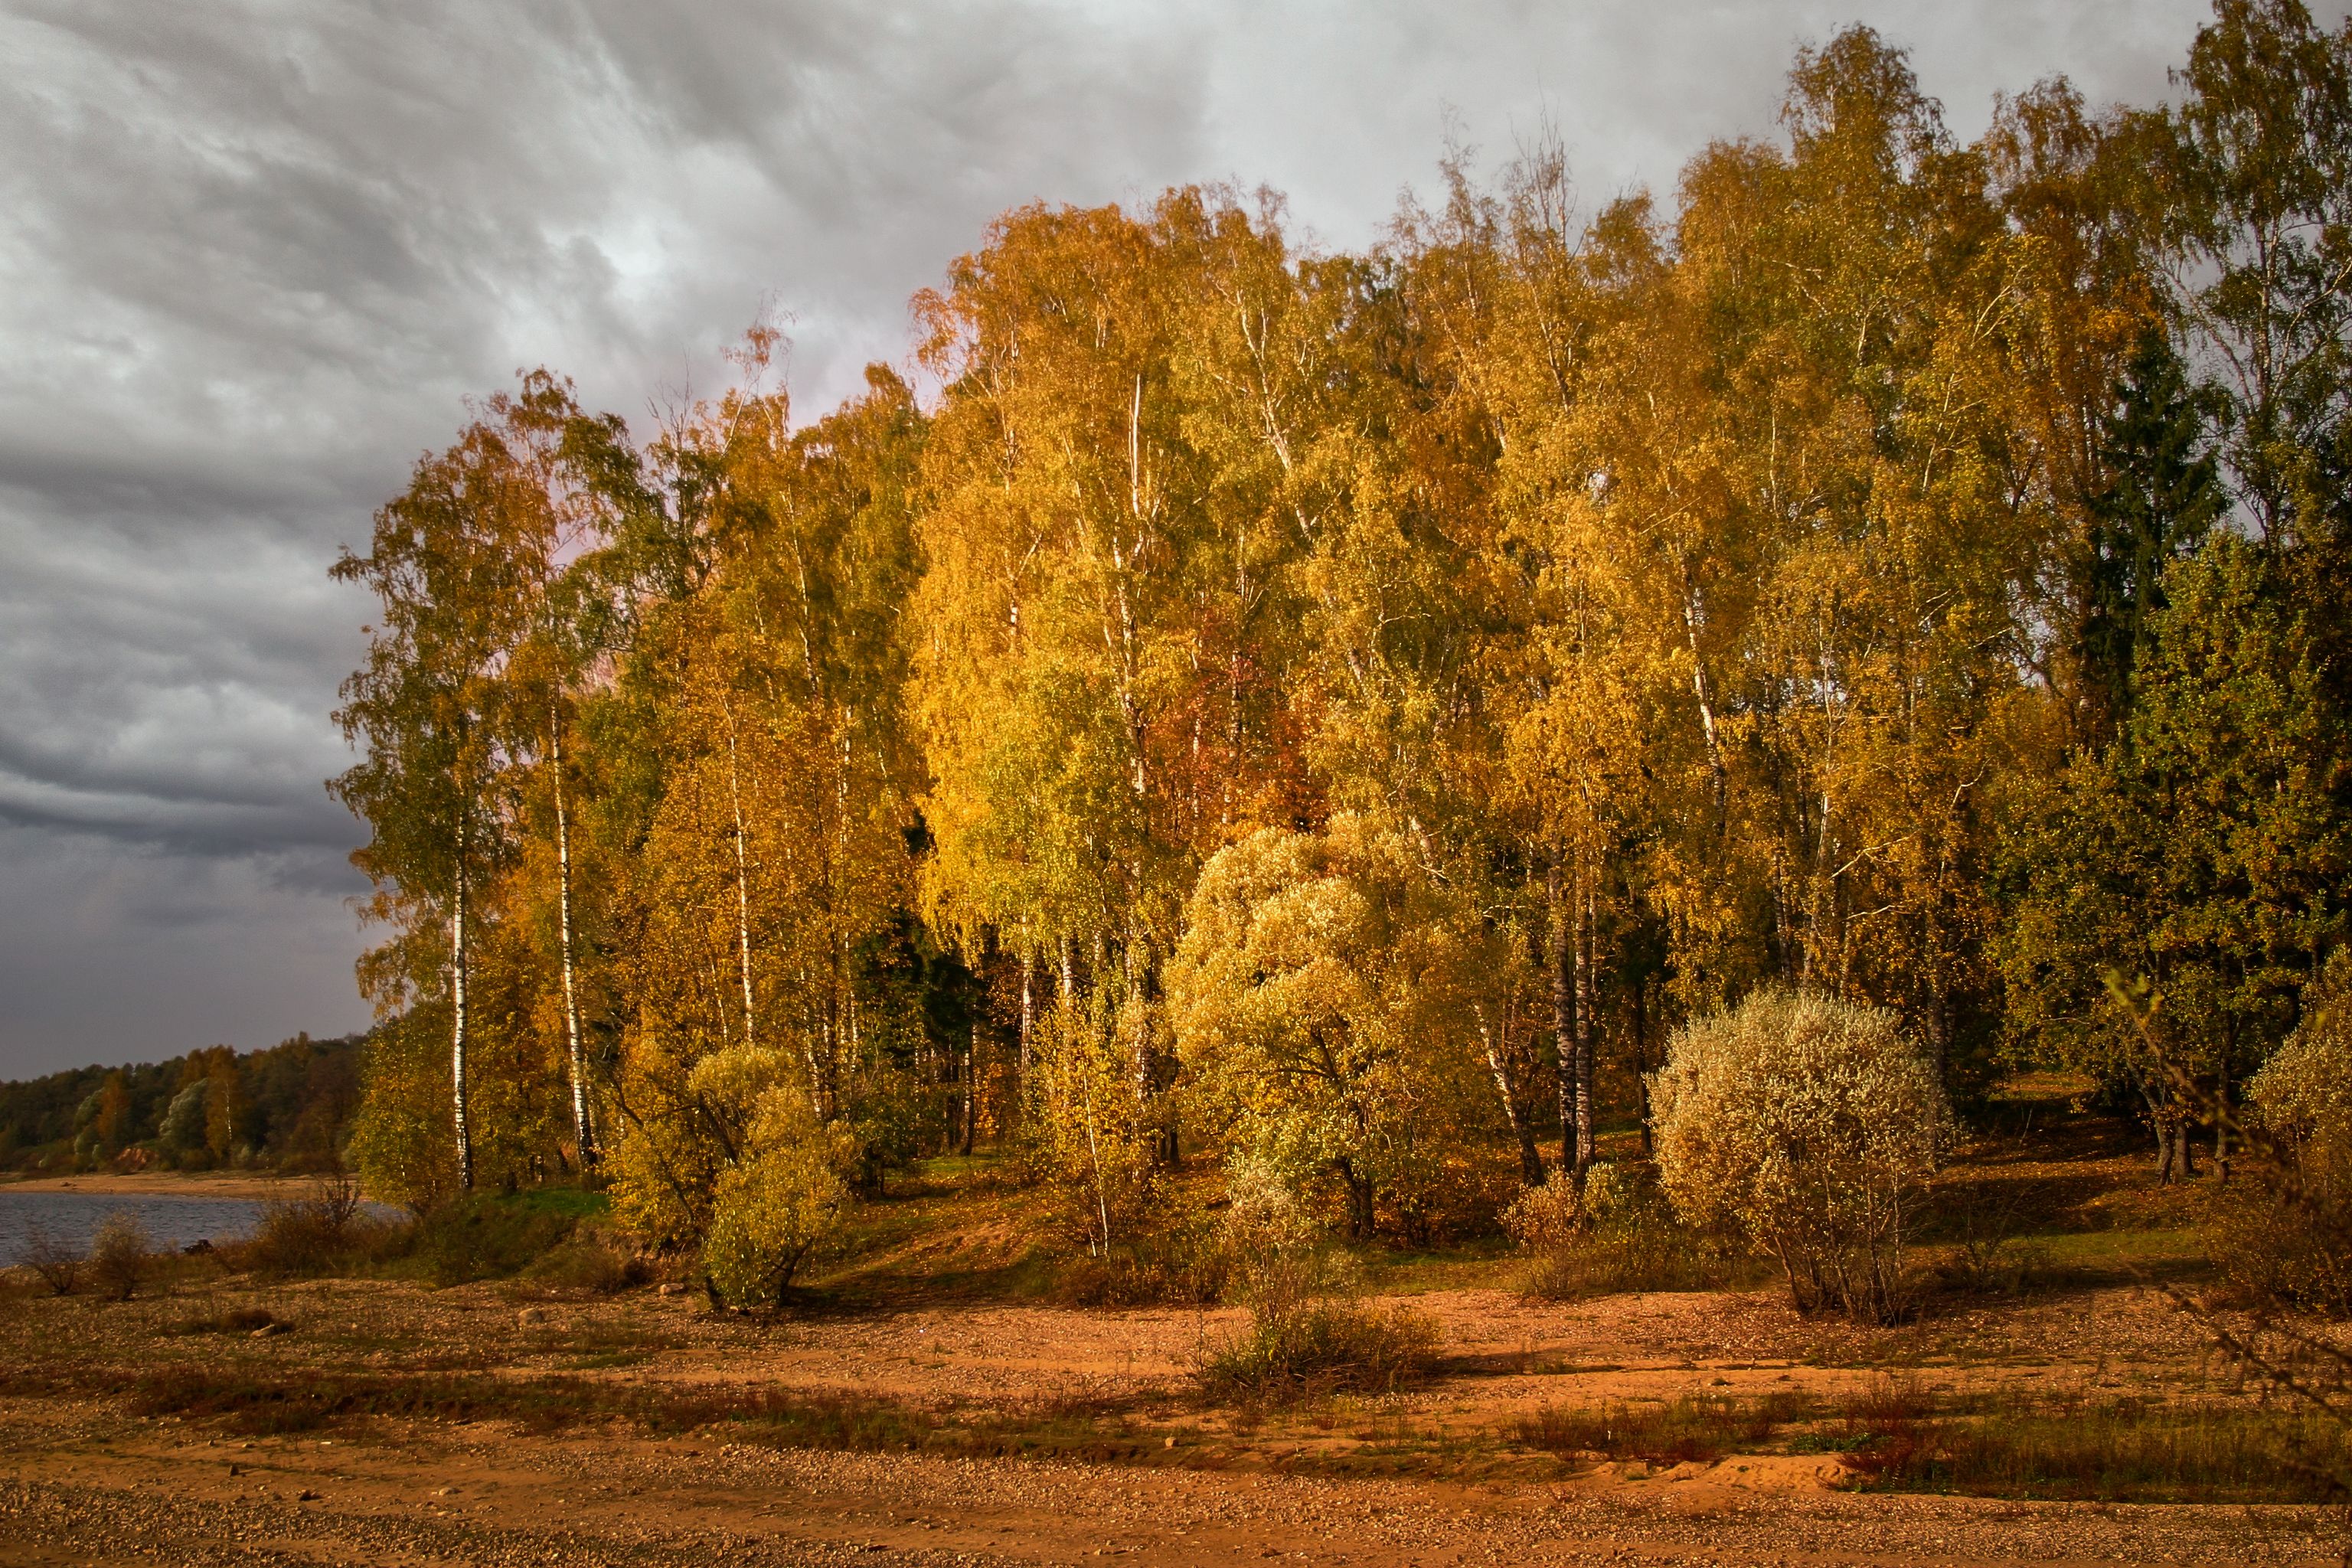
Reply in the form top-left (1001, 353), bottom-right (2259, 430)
top-left (332, 2), bottom-right (2352, 1245)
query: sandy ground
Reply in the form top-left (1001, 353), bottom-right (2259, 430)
top-left (0, 1266), bottom-right (2337, 1566)
top-left (0, 1172), bottom-right (338, 1201)
top-left (0, 1396), bottom-right (2331, 1567)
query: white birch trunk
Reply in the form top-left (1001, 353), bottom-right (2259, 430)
top-left (1573, 877), bottom-right (1596, 1174)
top-left (551, 714), bottom-right (593, 1168)
top-left (1548, 863), bottom-right (1573, 1174)
top-left (724, 704), bottom-right (756, 1049)
top-left (451, 808), bottom-right (474, 1194)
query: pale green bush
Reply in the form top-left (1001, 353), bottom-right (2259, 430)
top-left (1168, 814), bottom-right (1497, 1243)
top-left (1652, 988), bottom-right (1952, 1321)
top-left (1197, 1143), bottom-right (1438, 1400)
top-left (2247, 953), bottom-right (2352, 1153)
top-left (701, 1070), bottom-right (858, 1310)
top-left (1223, 1135), bottom-right (1325, 1259)
top-left (2216, 952), bottom-right (2352, 1315)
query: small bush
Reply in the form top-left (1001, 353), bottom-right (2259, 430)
top-left (1196, 1150), bottom-right (1441, 1399)
top-left (1499, 1173), bottom-right (1589, 1251)
top-left (1195, 1235), bottom-right (1436, 1402)
top-left (1195, 1292), bottom-right (1439, 1402)
top-left (1651, 988), bottom-right (1952, 1322)
top-left (702, 1099), bottom-right (857, 1310)
top-left (15, 1220), bottom-right (82, 1295)
top-left (1512, 1164), bottom-right (1746, 1301)
top-left (1936, 1203), bottom-right (2052, 1298)
top-left (243, 1174), bottom-right (404, 1276)
top-left (2246, 952), bottom-right (2352, 1148)
top-left (1057, 1210), bottom-right (1230, 1307)
top-left (1841, 1389), bottom-right (2345, 1504)
top-left (90, 1210), bottom-right (155, 1301)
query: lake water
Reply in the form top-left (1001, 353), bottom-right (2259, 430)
top-left (0, 1191), bottom-right (274, 1259)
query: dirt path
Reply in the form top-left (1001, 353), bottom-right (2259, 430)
top-left (0, 1402), bottom-right (2334, 1567)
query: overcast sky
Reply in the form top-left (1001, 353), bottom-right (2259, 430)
top-left (0, 0), bottom-right (2323, 1076)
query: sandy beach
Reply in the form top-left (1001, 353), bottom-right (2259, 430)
top-left (0, 1171), bottom-right (337, 1201)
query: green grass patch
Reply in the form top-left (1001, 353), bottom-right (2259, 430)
top-left (407, 1188), bottom-right (603, 1286)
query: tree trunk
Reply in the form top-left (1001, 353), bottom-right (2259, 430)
top-left (1631, 972), bottom-right (1654, 1156)
top-left (1081, 1078), bottom-right (1111, 1254)
top-left (1478, 1005), bottom-right (1544, 1186)
top-left (2214, 1048), bottom-right (2231, 1180)
top-left (2141, 1079), bottom-right (2195, 1184)
top-left (1018, 951), bottom-right (1034, 1082)
top-left (724, 705), bottom-right (756, 1049)
top-left (1682, 578), bottom-right (1728, 831)
top-left (1923, 906), bottom-right (1951, 1089)
top-left (1336, 1156), bottom-right (1376, 1240)
top-left (450, 810), bottom-right (474, 1194)
top-left (1573, 877), bottom-right (1596, 1174)
top-left (2141, 1082), bottom-right (2169, 1183)
top-left (964, 1018), bottom-right (979, 1155)
top-left (550, 713), bottom-right (593, 1171)
top-left (1548, 864), bottom-right (1573, 1172)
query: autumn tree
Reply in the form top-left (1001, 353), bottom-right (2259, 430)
top-left (335, 372), bottom-right (601, 1194)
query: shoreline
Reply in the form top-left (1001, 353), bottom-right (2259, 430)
top-left (0, 1171), bottom-right (333, 1200)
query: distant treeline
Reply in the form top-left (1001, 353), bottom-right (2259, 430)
top-left (0, 1033), bottom-right (365, 1174)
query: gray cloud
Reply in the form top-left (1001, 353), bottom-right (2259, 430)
top-left (0, 0), bottom-right (2325, 1073)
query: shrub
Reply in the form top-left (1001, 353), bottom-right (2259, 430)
top-left (1517, 1391), bottom-right (1805, 1465)
top-left (15, 1220), bottom-right (82, 1295)
top-left (1651, 988), bottom-right (1953, 1321)
top-left (2213, 953), bottom-right (2352, 1315)
top-left (2244, 948), bottom-right (2352, 1152)
top-left (1195, 1174), bottom-right (1439, 1401)
top-left (1168, 815), bottom-right (1501, 1244)
top-left (1935, 1195), bottom-right (2052, 1298)
top-left (90, 1210), bottom-right (155, 1301)
top-left (1499, 1172), bottom-right (1589, 1252)
top-left (1195, 1292), bottom-right (1439, 1402)
top-left (1057, 1205), bottom-right (1230, 1307)
top-left (1195, 1240), bottom-right (1439, 1403)
top-left (245, 1173), bottom-right (398, 1276)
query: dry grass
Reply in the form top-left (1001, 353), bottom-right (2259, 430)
top-left (1516, 1378), bottom-right (2349, 1504)
top-left (1194, 1294), bottom-right (1439, 1403)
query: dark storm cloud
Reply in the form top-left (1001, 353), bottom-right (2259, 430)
top-left (0, 0), bottom-right (2313, 1072)
top-left (0, 0), bottom-right (1217, 1069)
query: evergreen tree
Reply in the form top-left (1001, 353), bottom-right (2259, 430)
top-left (2077, 331), bottom-right (2226, 737)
